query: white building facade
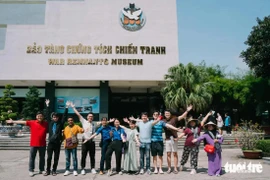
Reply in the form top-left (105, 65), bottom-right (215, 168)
top-left (0, 0), bottom-right (179, 119)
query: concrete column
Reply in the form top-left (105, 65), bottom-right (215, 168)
top-left (99, 81), bottom-right (109, 119)
top-left (45, 81), bottom-right (55, 113)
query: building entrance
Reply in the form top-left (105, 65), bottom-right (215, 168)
top-left (109, 93), bottom-right (164, 119)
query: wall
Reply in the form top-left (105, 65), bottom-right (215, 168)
top-left (0, 0), bottom-right (179, 81)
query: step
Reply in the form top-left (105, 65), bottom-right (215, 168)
top-left (263, 157), bottom-right (270, 165)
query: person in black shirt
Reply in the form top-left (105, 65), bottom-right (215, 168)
top-left (44, 99), bottom-right (70, 176)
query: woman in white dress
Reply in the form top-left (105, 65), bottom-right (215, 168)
top-left (216, 113), bottom-right (224, 135)
top-left (121, 120), bottom-right (140, 175)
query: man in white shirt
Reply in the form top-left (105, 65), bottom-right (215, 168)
top-left (71, 103), bottom-right (98, 175)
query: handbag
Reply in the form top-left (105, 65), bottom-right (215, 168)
top-left (204, 144), bottom-right (215, 154)
top-left (65, 137), bottom-right (73, 148)
top-left (69, 126), bottom-right (78, 144)
top-left (49, 134), bottom-right (59, 143)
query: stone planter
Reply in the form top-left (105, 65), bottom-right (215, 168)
top-left (0, 126), bottom-right (20, 137)
top-left (242, 150), bottom-right (262, 159)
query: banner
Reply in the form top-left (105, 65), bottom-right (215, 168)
top-left (55, 96), bottom-right (99, 113)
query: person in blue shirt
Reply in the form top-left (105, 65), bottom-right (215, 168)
top-left (83, 117), bottom-right (114, 175)
top-left (151, 111), bottom-right (181, 174)
top-left (105, 119), bottom-right (126, 176)
top-left (224, 113), bottom-right (231, 135)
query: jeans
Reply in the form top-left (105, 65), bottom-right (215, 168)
top-left (100, 140), bottom-right (111, 171)
top-left (65, 148), bottom-right (78, 171)
top-left (46, 143), bottom-right (61, 172)
top-left (139, 142), bottom-right (151, 170)
top-left (81, 140), bottom-right (95, 169)
top-left (105, 140), bottom-right (123, 172)
top-left (29, 146), bottom-right (46, 172)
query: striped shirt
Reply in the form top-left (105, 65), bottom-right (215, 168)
top-left (151, 121), bottom-right (166, 142)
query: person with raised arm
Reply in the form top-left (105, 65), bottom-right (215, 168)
top-left (177, 115), bottom-right (207, 175)
top-left (6, 100), bottom-right (49, 177)
top-left (150, 111), bottom-right (182, 174)
top-left (44, 100), bottom-right (70, 176)
top-left (163, 105), bottom-right (193, 174)
top-left (192, 120), bottom-right (224, 177)
top-left (71, 102), bottom-right (98, 175)
top-left (105, 119), bottom-right (126, 176)
top-left (63, 117), bottom-right (84, 176)
top-left (82, 117), bottom-right (115, 175)
top-left (127, 111), bottom-right (182, 174)
top-left (125, 112), bottom-right (161, 175)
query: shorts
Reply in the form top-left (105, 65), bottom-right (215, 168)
top-left (165, 140), bottom-right (177, 152)
top-left (151, 141), bottom-right (164, 156)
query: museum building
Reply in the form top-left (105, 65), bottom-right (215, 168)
top-left (0, 0), bottom-right (179, 120)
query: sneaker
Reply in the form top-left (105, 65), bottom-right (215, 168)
top-left (159, 169), bottom-right (164, 174)
top-left (29, 171), bottom-right (34, 177)
top-left (154, 169), bottom-right (158, 174)
top-left (91, 168), bottom-right (97, 174)
top-left (179, 165), bottom-right (185, 171)
top-left (63, 170), bottom-right (70, 176)
top-left (147, 169), bottom-right (152, 175)
top-left (39, 171), bottom-right (46, 175)
top-left (81, 169), bottom-right (86, 175)
top-left (52, 171), bottom-right (57, 176)
top-left (107, 169), bottom-right (112, 177)
top-left (139, 169), bottom-right (144, 174)
top-left (99, 171), bottom-right (104, 175)
top-left (73, 171), bottom-right (78, 176)
top-left (216, 174), bottom-right (221, 177)
top-left (43, 171), bottom-right (50, 176)
top-left (118, 171), bottom-right (123, 175)
top-left (190, 169), bottom-right (197, 175)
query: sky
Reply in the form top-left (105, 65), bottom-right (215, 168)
top-left (176, 0), bottom-right (270, 73)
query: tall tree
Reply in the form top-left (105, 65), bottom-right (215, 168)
top-left (161, 63), bottom-right (212, 112)
top-left (22, 86), bottom-right (41, 119)
top-left (0, 85), bottom-right (18, 123)
top-left (241, 16), bottom-right (270, 78)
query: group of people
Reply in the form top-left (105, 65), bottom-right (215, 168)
top-left (6, 101), bottom-right (225, 177)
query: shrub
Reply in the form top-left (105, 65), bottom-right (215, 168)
top-left (256, 140), bottom-right (270, 153)
top-left (234, 120), bottom-right (264, 150)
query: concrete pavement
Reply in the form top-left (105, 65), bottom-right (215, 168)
top-left (0, 148), bottom-right (269, 180)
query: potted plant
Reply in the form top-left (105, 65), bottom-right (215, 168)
top-left (234, 120), bottom-right (264, 159)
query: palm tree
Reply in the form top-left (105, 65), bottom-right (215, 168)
top-left (161, 63), bottom-right (212, 112)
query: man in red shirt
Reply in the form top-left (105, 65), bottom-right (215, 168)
top-left (6, 109), bottom-right (49, 177)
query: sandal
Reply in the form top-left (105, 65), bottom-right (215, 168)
top-left (167, 169), bottom-right (172, 174)
top-left (173, 170), bottom-right (178, 174)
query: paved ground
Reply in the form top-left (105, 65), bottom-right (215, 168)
top-left (0, 148), bottom-right (269, 180)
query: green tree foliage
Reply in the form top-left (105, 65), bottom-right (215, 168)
top-left (22, 86), bottom-right (41, 119)
top-left (0, 85), bottom-right (18, 123)
top-left (208, 70), bottom-right (269, 120)
top-left (241, 16), bottom-right (270, 78)
top-left (161, 63), bottom-right (212, 112)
